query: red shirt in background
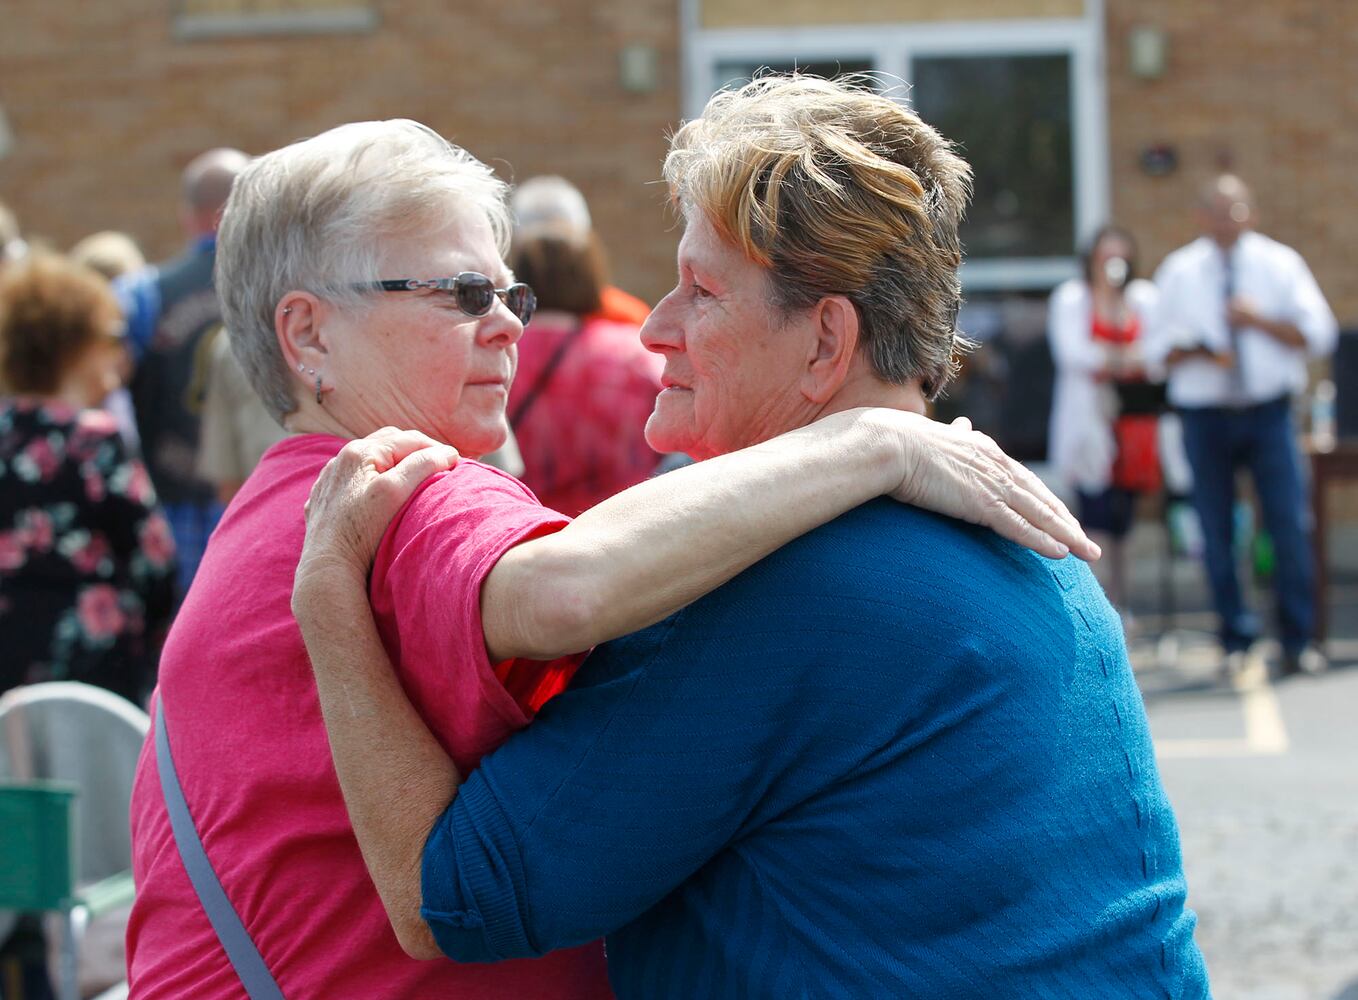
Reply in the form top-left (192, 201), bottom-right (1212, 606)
top-left (511, 312), bottom-right (664, 517)
top-left (597, 285), bottom-right (651, 326)
top-left (126, 435), bottom-right (609, 999)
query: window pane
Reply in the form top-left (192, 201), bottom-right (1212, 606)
top-left (934, 293), bottom-right (1055, 461)
top-left (174, 0), bottom-right (375, 37)
top-left (912, 54), bottom-right (1074, 259)
top-left (178, 0), bottom-right (364, 11)
top-left (714, 59), bottom-right (876, 92)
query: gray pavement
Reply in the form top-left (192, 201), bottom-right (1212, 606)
top-left (1119, 519), bottom-right (1358, 1000)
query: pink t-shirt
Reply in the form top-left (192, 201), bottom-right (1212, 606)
top-left (126, 434), bottom-right (610, 999)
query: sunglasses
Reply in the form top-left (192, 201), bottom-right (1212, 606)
top-left (355, 272), bottom-right (537, 325)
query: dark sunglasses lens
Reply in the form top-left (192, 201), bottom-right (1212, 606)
top-left (454, 273), bottom-right (495, 316)
top-left (507, 284), bottom-right (536, 324)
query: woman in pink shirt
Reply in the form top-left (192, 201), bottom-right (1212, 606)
top-left (126, 119), bottom-right (1091, 999)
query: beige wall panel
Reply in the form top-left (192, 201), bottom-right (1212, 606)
top-left (702, 0), bottom-right (1084, 29)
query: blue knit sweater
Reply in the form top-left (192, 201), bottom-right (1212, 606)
top-left (421, 500), bottom-right (1211, 998)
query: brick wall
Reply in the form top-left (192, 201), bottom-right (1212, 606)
top-left (5, 2), bottom-right (1355, 322)
top-left (1105, 0), bottom-right (1358, 325)
top-left (0, 0), bottom-right (683, 304)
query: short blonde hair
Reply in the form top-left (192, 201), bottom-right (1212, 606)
top-left (664, 74), bottom-right (972, 398)
top-left (216, 120), bottom-right (511, 422)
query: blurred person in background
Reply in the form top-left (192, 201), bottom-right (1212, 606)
top-left (126, 118), bottom-right (1081, 999)
top-left (1146, 175), bottom-right (1337, 678)
top-left (513, 175), bottom-right (651, 325)
top-left (70, 230), bottom-right (147, 281)
top-left (509, 218), bottom-right (663, 514)
top-left (115, 148), bottom-right (249, 595)
top-left (1, 199), bottom-right (30, 270)
top-left (65, 230), bottom-right (290, 508)
top-left (0, 252), bottom-right (175, 703)
top-left (197, 330), bottom-right (287, 504)
top-left (1048, 225), bottom-right (1161, 623)
top-left (294, 77), bottom-right (1205, 998)
top-left (507, 175), bottom-right (664, 511)
top-left (71, 229), bottom-right (148, 453)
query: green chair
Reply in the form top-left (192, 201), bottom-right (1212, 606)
top-left (0, 781), bottom-right (135, 1000)
top-left (0, 684), bottom-right (148, 1000)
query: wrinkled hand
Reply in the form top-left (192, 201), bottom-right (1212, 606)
top-left (889, 412), bottom-right (1100, 561)
top-left (294, 427), bottom-right (459, 596)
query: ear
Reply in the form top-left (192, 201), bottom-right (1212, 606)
top-left (799, 295), bottom-right (860, 405)
top-left (275, 292), bottom-right (332, 388)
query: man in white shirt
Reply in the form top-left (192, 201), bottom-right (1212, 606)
top-left (1145, 175), bottom-right (1337, 677)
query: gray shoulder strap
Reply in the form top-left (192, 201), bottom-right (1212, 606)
top-left (155, 700), bottom-right (285, 1000)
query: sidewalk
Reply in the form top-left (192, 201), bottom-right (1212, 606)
top-left (1121, 512), bottom-right (1358, 999)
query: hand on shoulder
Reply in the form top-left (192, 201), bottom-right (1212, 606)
top-left (294, 428), bottom-right (460, 599)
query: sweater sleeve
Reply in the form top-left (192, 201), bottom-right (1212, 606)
top-left (418, 599), bottom-right (797, 961)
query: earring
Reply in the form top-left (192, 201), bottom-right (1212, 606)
top-left (297, 363), bottom-right (305, 373)
top-left (315, 373), bottom-right (324, 406)
top-left (282, 306), bottom-right (293, 315)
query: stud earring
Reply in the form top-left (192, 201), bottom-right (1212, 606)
top-left (282, 306), bottom-right (293, 315)
top-left (297, 363), bottom-right (305, 373)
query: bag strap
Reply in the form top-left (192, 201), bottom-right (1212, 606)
top-left (509, 319), bottom-right (586, 430)
top-left (155, 700), bottom-right (285, 1000)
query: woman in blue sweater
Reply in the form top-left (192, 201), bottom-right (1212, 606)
top-left (297, 75), bottom-right (1210, 998)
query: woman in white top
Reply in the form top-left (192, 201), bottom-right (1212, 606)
top-left (1048, 226), bottom-right (1161, 617)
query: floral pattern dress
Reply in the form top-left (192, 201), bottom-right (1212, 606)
top-left (0, 398), bottom-right (177, 702)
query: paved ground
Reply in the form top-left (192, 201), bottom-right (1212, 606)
top-left (1119, 520), bottom-right (1358, 1000)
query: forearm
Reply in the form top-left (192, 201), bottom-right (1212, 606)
top-left (1257, 317), bottom-right (1307, 349)
top-left (1165, 345), bottom-right (1224, 367)
top-left (293, 565), bottom-right (458, 959)
top-left (484, 408), bottom-right (901, 661)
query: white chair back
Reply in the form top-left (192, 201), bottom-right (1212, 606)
top-left (0, 682), bottom-right (150, 885)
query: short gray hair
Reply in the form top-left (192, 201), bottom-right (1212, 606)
top-left (215, 120), bottom-right (511, 422)
top-left (511, 175), bottom-right (592, 237)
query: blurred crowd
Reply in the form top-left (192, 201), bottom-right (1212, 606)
top-left (1044, 175), bottom-right (1336, 678)
top-left (0, 156), bottom-right (1341, 712)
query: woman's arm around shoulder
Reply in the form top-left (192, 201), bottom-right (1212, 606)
top-left (483, 407), bottom-right (1098, 662)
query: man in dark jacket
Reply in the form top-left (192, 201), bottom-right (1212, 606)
top-left (116, 147), bottom-right (249, 594)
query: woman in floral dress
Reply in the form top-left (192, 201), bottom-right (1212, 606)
top-left (0, 252), bottom-right (175, 703)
